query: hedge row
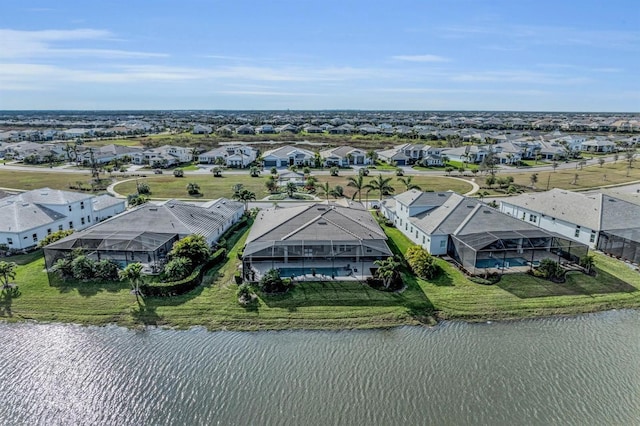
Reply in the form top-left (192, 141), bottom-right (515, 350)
top-left (140, 248), bottom-right (227, 297)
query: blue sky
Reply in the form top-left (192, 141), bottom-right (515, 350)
top-left (1, 0), bottom-right (638, 111)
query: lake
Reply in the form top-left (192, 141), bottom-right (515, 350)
top-left (1, 311), bottom-right (639, 425)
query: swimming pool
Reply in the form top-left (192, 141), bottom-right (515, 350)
top-left (475, 257), bottom-right (529, 269)
top-left (278, 267), bottom-right (349, 277)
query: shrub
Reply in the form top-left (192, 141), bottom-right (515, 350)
top-left (234, 270), bottom-right (243, 284)
top-left (259, 268), bottom-right (292, 293)
top-left (173, 169), bottom-right (184, 177)
top-left (94, 259), bottom-right (120, 281)
top-left (163, 256), bottom-right (193, 281)
top-left (168, 234), bottom-right (211, 265)
top-left (535, 258), bottom-right (565, 281)
top-left (330, 166), bottom-right (339, 176)
top-left (405, 245), bottom-right (439, 279)
top-left (236, 283), bottom-right (253, 304)
top-left (71, 255), bottom-right (96, 280)
top-left (38, 229), bottom-right (74, 248)
top-left (137, 182), bottom-right (151, 195)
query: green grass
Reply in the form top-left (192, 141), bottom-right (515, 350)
top-left (379, 222), bottom-right (640, 321)
top-left (84, 139), bottom-right (144, 148)
top-left (0, 169), bottom-right (105, 191)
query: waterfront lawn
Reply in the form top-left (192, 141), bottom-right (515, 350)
top-left (379, 222), bottom-right (640, 321)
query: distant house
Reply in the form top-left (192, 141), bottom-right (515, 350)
top-left (241, 201), bottom-right (393, 281)
top-left (320, 146), bottom-right (369, 167)
top-left (132, 145), bottom-right (193, 167)
top-left (381, 190), bottom-right (588, 274)
top-left (0, 188), bottom-right (125, 250)
top-left (44, 198), bottom-right (243, 271)
top-left (256, 124), bottom-right (276, 134)
top-left (236, 124), bottom-right (255, 135)
top-left (262, 145), bottom-right (314, 168)
top-left (581, 139), bottom-right (616, 153)
top-left (77, 144), bottom-right (141, 165)
top-left (499, 189), bottom-right (640, 263)
top-left (192, 124), bottom-right (213, 135)
top-left (198, 145), bottom-right (258, 168)
top-left (377, 143), bottom-right (443, 166)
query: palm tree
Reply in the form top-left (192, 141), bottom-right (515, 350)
top-left (365, 174), bottom-right (395, 201)
top-left (285, 182), bottom-right (297, 198)
top-left (186, 182), bottom-right (201, 195)
top-left (330, 185), bottom-right (344, 199)
top-left (397, 176), bottom-right (421, 191)
top-left (249, 166), bottom-right (261, 177)
top-left (233, 188), bottom-right (256, 211)
top-left (119, 262), bottom-right (144, 300)
top-left (0, 261), bottom-right (17, 289)
top-left (265, 175), bottom-right (278, 193)
top-left (373, 257), bottom-right (400, 289)
top-left (346, 153), bottom-right (354, 166)
top-left (529, 173), bottom-right (538, 189)
top-left (346, 174), bottom-right (366, 202)
top-left (319, 182), bottom-right (331, 201)
top-left (366, 150), bottom-right (378, 166)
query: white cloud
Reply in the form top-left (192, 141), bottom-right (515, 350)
top-left (392, 54), bottom-right (450, 62)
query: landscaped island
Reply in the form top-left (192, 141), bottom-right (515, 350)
top-left (2, 215), bottom-right (639, 331)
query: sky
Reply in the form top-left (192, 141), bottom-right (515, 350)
top-left (0, 0), bottom-right (639, 111)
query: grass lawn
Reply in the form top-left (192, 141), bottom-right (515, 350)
top-left (379, 222), bottom-right (640, 321)
top-left (0, 169), bottom-right (102, 191)
top-left (446, 160), bottom-right (479, 171)
top-left (84, 138), bottom-right (144, 148)
top-left (113, 174), bottom-right (473, 200)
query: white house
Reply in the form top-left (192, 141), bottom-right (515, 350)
top-left (132, 145), bottom-right (193, 167)
top-left (0, 188), bottom-right (125, 250)
top-left (262, 145), bottom-right (314, 168)
top-left (320, 146), bottom-right (370, 167)
top-left (198, 145), bottom-right (258, 168)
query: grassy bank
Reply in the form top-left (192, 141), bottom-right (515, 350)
top-left (2, 215), bottom-right (638, 331)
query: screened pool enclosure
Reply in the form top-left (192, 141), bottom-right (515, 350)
top-left (448, 229), bottom-right (589, 275)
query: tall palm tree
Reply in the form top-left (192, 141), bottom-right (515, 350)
top-left (346, 174), bottom-right (366, 202)
top-left (319, 182), bottom-right (331, 201)
top-left (365, 174), bottom-right (395, 201)
top-left (0, 261), bottom-right (17, 289)
top-left (397, 176), bottom-right (421, 191)
top-left (234, 188), bottom-right (256, 211)
top-left (119, 262), bottom-right (143, 300)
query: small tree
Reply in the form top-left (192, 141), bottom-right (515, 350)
top-left (120, 262), bottom-right (144, 298)
top-left (186, 182), bottom-right (201, 195)
top-left (265, 175), bottom-right (278, 193)
top-left (529, 173), bottom-right (538, 189)
top-left (237, 283), bottom-right (255, 305)
top-left (552, 161), bottom-right (559, 172)
top-left (485, 175), bottom-right (496, 188)
top-left (250, 166), bottom-right (261, 177)
top-left (405, 246), bottom-right (439, 279)
top-left (330, 185), bottom-right (344, 198)
top-left (359, 167), bottom-right (370, 177)
top-left (169, 234), bottom-right (211, 265)
top-left (397, 176), bottom-right (421, 191)
top-left (163, 257), bottom-right (192, 281)
top-left (212, 167), bottom-right (223, 177)
top-left (536, 258), bottom-right (564, 281)
top-left (598, 158), bottom-right (605, 167)
top-left (395, 167), bottom-right (404, 176)
top-left (137, 182), bottom-right (151, 195)
top-left (0, 261), bottom-right (18, 289)
top-left (330, 166), bottom-right (339, 176)
top-left (127, 194), bottom-right (149, 207)
top-left (579, 254), bottom-right (595, 274)
top-left (259, 268), bottom-right (291, 293)
top-left (373, 257), bottom-right (401, 289)
top-left (270, 167), bottom-right (278, 175)
top-left (71, 255), bottom-right (96, 281)
top-left (38, 229), bottom-right (74, 248)
top-left (285, 181), bottom-right (297, 198)
top-left (95, 259), bottom-right (120, 281)
top-left (173, 169), bottom-right (184, 177)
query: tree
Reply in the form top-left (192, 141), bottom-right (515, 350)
top-left (366, 150), bottom-right (378, 165)
top-left (120, 262), bottom-right (144, 298)
top-left (270, 167), bottom-right (278, 175)
top-left (579, 254), bottom-right (595, 274)
top-left (397, 176), bottom-right (421, 191)
top-left (186, 182), bottom-right (201, 195)
top-left (169, 234), bottom-right (210, 265)
top-left (71, 255), bottom-right (96, 280)
top-left (346, 174), bottom-right (366, 202)
top-left (625, 149), bottom-right (636, 177)
top-left (405, 246), bottom-right (439, 280)
top-left (0, 261), bottom-right (17, 289)
top-left (95, 259), bottom-right (120, 281)
top-left (313, 151), bottom-right (323, 168)
top-left (359, 167), bottom-right (370, 177)
top-left (127, 194), bottom-right (149, 207)
top-left (212, 167), bottom-right (223, 177)
top-left (302, 166), bottom-right (311, 176)
top-left (249, 166), bottom-right (261, 177)
top-left (285, 181), bottom-right (297, 198)
top-left (365, 174), bottom-right (395, 201)
top-left (330, 166), bottom-right (339, 176)
top-left (485, 175), bottom-right (496, 188)
top-left (259, 268), bottom-right (291, 293)
top-left (571, 173), bottom-right (579, 185)
top-left (319, 182), bottom-right (331, 201)
top-left (551, 161), bottom-right (559, 172)
top-left (529, 173), bottom-right (539, 189)
top-left (346, 153), bottom-right (354, 166)
top-left (598, 158), bottom-right (605, 167)
top-left (578, 160), bottom-right (587, 170)
top-left (173, 168), bottom-right (184, 177)
top-left (536, 258), bottom-right (564, 281)
top-left (233, 187), bottom-right (256, 211)
top-left (163, 257), bottom-right (192, 281)
top-left (445, 166), bottom-right (454, 176)
top-left (613, 153), bottom-right (619, 163)
top-left (395, 167), bottom-right (404, 176)
top-left (265, 175), bottom-right (278, 193)
top-left (373, 257), bottom-right (401, 289)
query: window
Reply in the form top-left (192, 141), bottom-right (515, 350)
top-left (69, 221), bottom-right (74, 229)
top-left (405, 223), bottom-right (408, 231)
top-left (80, 201), bottom-right (85, 210)
top-left (416, 231), bottom-right (418, 238)
top-left (47, 228), bottom-right (52, 235)
top-left (304, 248), bottom-right (313, 257)
top-left (590, 231), bottom-right (596, 243)
top-left (422, 236), bottom-right (426, 244)
top-left (87, 215), bottom-right (91, 223)
top-left (81, 218), bottom-right (85, 225)
top-left (58, 225), bottom-right (63, 231)
top-left (68, 205), bottom-right (72, 212)
top-left (529, 214), bottom-right (538, 223)
top-left (7, 238), bottom-right (12, 245)
top-left (32, 233), bottom-right (38, 242)
top-left (440, 240), bottom-right (446, 248)
top-left (574, 226), bottom-right (580, 238)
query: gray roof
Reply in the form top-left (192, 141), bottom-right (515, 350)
top-left (263, 145), bottom-right (314, 159)
top-left (0, 200), bottom-right (65, 233)
top-left (320, 146), bottom-right (363, 158)
top-left (500, 189), bottom-right (640, 231)
top-left (91, 195), bottom-right (125, 211)
top-left (246, 202), bottom-right (387, 245)
top-left (394, 189), bottom-right (454, 208)
top-left (15, 188), bottom-right (93, 205)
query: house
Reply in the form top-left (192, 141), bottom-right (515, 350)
top-left (132, 145), bottom-right (193, 167)
top-left (3, 142), bottom-right (66, 162)
top-left (77, 144), bottom-right (141, 165)
top-left (499, 189), bottom-right (640, 263)
top-left (381, 190), bottom-right (588, 274)
top-left (256, 124), bottom-right (276, 134)
top-left (581, 139), bottom-right (616, 153)
top-left (440, 145), bottom-right (489, 164)
top-left (277, 171), bottom-right (306, 186)
top-left (241, 201), bottom-right (393, 281)
top-left (377, 143), bottom-right (444, 166)
top-left (43, 198), bottom-right (243, 271)
top-left (198, 145), bottom-right (258, 168)
top-left (261, 145), bottom-right (314, 168)
top-left (320, 146), bottom-right (369, 167)
top-left (192, 124), bottom-right (213, 135)
top-left (236, 124), bottom-right (255, 135)
top-left (0, 188), bottom-right (125, 250)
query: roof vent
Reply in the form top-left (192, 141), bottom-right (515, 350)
top-left (318, 221), bottom-right (327, 225)
top-left (317, 207), bottom-right (326, 211)
top-left (149, 207), bottom-right (157, 211)
top-left (482, 210), bottom-right (492, 214)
